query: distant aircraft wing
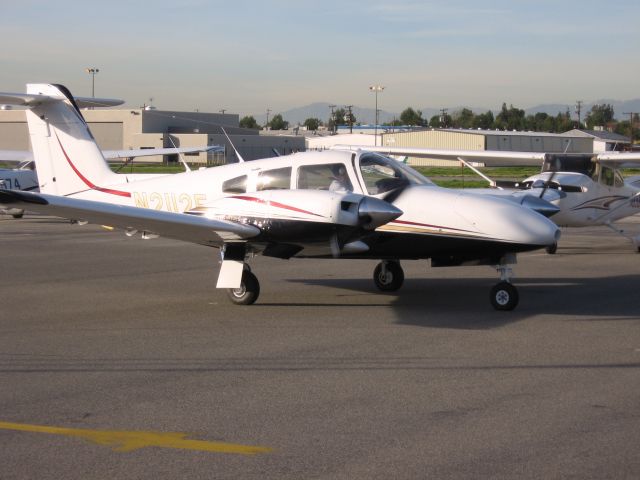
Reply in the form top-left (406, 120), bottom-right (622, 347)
top-left (333, 145), bottom-right (547, 167)
top-left (0, 189), bottom-right (260, 247)
top-left (0, 150), bottom-right (33, 163)
top-left (0, 92), bottom-right (123, 108)
top-left (0, 146), bottom-right (224, 163)
top-left (595, 152), bottom-right (640, 168)
top-left (103, 145), bottom-right (224, 159)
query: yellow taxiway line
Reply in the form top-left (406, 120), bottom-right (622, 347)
top-left (0, 421), bottom-right (272, 455)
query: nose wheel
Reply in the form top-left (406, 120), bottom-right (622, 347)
top-left (490, 281), bottom-right (519, 311)
top-left (490, 258), bottom-right (519, 311)
top-left (373, 260), bottom-right (404, 292)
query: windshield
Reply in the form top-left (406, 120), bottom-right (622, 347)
top-left (358, 153), bottom-right (433, 195)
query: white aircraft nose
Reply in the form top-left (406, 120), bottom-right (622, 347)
top-left (455, 193), bottom-right (560, 247)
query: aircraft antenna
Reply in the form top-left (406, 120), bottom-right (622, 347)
top-left (168, 135), bottom-right (192, 172)
top-left (221, 127), bottom-right (245, 163)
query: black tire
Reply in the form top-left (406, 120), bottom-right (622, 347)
top-left (373, 261), bottom-right (404, 292)
top-left (11, 212), bottom-right (24, 219)
top-left (545, 242), bottom-right (558, 254)
top-left (227, 270), bottom-right (260, 305)
top-left (490, 281), bottom-right (519, 311)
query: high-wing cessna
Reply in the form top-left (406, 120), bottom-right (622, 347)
top-left (346, 145), bottom-right (640, 253)
top-left (0, 84), bottom-right (560, 310)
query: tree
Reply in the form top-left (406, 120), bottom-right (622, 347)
top-left (399, 107), bottom-right (424, 126)
top-left (429, 114), bottom-right (442, 128)
top-left (472, 110), bottom-right (494, 130)
top-left (239, 115), bottom-right (259, 129)
top-left (586, 104), bottom-right (615, 129)
top-left (495, 103), bottom-right (526, 131)
top-left (328, 108), bottom-right (346, 131)
top-left (269, 113), bottom-right (289, 130)
top-left (303, 117), bottom-right (321, 131)
top-left (452, 108), bottom-right (474, 129)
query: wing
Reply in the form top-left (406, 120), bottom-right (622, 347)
top-left (103, 146), bottom-right (224, 159)
top-left (0, 189), bottom-right (259, 247)
top-left (0, 146), bottom-right (224, 163)
top-left (0, 92), bottom-right (123, 108)
top-left (596, 152), bottom-right (640, 168)
top-left (333, 145), bottom-right (547, 167)
top-left (0, 150), bottom-right (33, 163)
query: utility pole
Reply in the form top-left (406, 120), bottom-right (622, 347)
top-left (439, 108), bottom-right (448, 128)
top-left (623, 112), bottom-right (638, 145)
top-left (329, 104), bottom-right (336, 134)
top-left (345, 105), bottom-right (354, 134)
top-left (575, 100), bottom-right (583, 128)
top-left (266, 108), bottom-right (272, 129)
top-left (219, 109), bottom-right (227, 114)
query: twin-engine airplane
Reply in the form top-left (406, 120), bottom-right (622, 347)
top-left (0, 84), bottom-right (560, 310)
top-left (345, 146), bottom-right (640, 252)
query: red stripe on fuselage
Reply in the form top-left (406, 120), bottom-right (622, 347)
top-left (56, 134), bottom-right (131, 198)
top-left (231, 195), bottom-right (322, 217)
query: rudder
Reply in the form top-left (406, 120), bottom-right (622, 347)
top-left (25, 83), bottom-right (117, 196)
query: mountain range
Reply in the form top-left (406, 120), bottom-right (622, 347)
top-left (254, 99), bottom-right (640, 126)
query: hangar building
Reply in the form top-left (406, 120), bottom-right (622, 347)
top-left (380, 128), bottom-right (630, 166)
top-left (0, 107), bottom-right (305, 165)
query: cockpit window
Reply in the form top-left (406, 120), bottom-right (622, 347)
top-left (600, 166), bottom-right (615, 186)
top-left (358, 153), bottom-right (432, 195)
top-left (257, 167), bottom-right (292, 190)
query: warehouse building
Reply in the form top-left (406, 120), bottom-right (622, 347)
top-left (380, 128), bottom-right (630, 166)
top-left (0, 107), bottom-right (305, 165)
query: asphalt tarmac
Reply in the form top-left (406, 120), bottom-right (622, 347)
top-left (1, 215), bottom-right (639, 479)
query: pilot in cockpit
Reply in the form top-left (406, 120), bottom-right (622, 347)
top-left (329, 165), bottom-right (352, 192)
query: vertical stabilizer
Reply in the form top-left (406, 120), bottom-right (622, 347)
top-left (25, 84), bottom-right (117, 196)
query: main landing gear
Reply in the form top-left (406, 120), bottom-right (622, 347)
top-left (226, 266), bottom-right (260, 305)
top-left (373, 260), bottom-right (404, 292)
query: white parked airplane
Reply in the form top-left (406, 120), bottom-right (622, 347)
top-left (342, 146), bottom-right (640, 252)
top-left (0, 84), bottom-right (560, 310)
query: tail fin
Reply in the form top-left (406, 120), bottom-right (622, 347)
top-left (24, 84), bottom-right (121, 196)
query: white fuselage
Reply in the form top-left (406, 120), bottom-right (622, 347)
top-left (58, 149), bottom-right (559, 259)
top-left (522, 171), bottom-right (640, 227)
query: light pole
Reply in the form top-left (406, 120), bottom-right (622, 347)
top-left (85, 68), bottom-right (99, 98)
top-left (369, 85), bottom-right (385, 146)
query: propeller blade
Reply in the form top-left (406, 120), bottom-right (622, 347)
top-left (539, 171), bottom-right (557, 199)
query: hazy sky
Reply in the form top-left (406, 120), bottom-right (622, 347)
top-left (2, 0), bottom-right (639, 117)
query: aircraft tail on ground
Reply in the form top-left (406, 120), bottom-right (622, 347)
top-left (4, 84), bottom-right (123, 196)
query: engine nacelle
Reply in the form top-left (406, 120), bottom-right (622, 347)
top-left (190, 189), bottom-right (402, 230)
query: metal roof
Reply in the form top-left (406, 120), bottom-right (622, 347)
top-left (562, 129), bottom-right (630, 142)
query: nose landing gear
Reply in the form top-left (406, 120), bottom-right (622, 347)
top-left (373, 260), bottom-right (404, 292)
top-left (490, 260), bottom-right (519, 311)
